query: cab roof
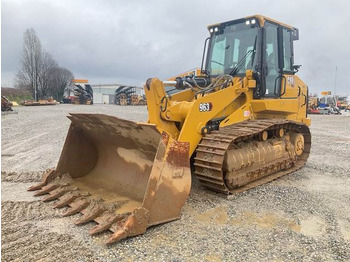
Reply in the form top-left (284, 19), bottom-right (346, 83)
top-left (208, 15), bottom-right (295, 30)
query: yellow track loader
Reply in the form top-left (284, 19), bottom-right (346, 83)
top-left (29, 15), bottom-right (311, 244)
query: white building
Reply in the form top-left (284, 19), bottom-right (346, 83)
top-left (91, 84), bottom-right (144, 104)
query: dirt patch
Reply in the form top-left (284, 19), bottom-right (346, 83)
top-left (196, 206), bottom-right (229, 225)
top-left (299, 215), bottom-right (327, 237)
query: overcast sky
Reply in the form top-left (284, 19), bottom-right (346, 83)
top-left (2, 0), bottom-right (350, 95)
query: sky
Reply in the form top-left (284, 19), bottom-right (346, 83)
top-left (2, 0), bottom-right (350, 95)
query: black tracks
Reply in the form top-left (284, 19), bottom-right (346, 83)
top-left (193, 119), bottom-right (311, 194)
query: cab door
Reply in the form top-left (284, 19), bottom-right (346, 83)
top-left (264, 22), bottom-right (280, 97)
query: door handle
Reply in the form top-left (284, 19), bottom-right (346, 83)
top-left (301, 93), bottom-right (307, 106)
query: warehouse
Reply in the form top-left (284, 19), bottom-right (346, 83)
top-left (91, 84), bottom-right (144, 104)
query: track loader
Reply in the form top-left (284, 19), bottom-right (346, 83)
top-left (29, 15), bottom-right (311, 244)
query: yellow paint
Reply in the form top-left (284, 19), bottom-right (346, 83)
top-left (145, 69), bottom-right (310, 157)
top-left (73, 79), bottom-right (88, 83)
top-left (245, 14), bottom-right (295, 29)
top-left (208, 15), bottom-right (295, 30)
top-left (144, 17), bottom-right (310, 158)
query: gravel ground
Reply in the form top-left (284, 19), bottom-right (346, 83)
top-left (1, 104), bottom-right (350, 262)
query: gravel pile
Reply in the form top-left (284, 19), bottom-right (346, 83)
top-left (1, 105), bottom-right (350, 261)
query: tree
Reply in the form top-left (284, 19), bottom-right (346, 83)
top-left (15, 28), bottom-right (74, 101)
top-left (49, 67), bottom-right (74, 101)
top-left (38, 51), bottom-right (58, 98)
top-left (15, 28), bottom-right (42, 100)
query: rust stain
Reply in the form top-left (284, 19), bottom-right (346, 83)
top-left (161, 132), bottom-right (170, 145)
top-left (166, 140), bottom-right (189, 168)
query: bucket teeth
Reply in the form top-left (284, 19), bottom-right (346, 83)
top-left (33, 184), bottom-right (58, 196)
top-left (62, 199), bottom-right (90, 217)
top-left (105, 207), bottom-right (150, 245)
top-left (75, 206), bottom-right (106, 225)
top-left (105, 214), bottom-right (139, 244)
top-left (28, 182), bottom-right (48, 192)
top-left (42, 187), bottom-right (69, 202)
top-left (53, 192), bottom-right (82, 208)
top-left (89, 214), bottom-right (126, 235)
top-left (106, 228), bottom-right (128, 245)
top-left (27, 169), bottom-right (56, 191)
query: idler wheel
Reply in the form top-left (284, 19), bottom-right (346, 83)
top-left (291, 133), bottom-right (304, 156)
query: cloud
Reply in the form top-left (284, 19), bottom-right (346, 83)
top-left (2, 0), bottom-right (350, 95)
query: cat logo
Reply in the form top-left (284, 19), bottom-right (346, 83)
top-left (287, 76), bottom-right (294, 87)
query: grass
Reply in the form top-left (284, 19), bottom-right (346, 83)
top-left (1, 87), bottom-right (33, 104)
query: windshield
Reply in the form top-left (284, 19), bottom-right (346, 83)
top-left (206, 22), bottom-right (258, 76)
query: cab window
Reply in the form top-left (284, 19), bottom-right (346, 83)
top-left (282, 29), bottom-right (293, 72)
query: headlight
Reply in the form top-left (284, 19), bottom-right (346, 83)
top-left (246, 20), bottom-right (250, 25)
top-left (214, 27), bottom-right (219, 32)
top-left (251, 19), bottom-right (256, 24)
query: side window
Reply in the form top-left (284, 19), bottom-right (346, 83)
top-left (265, 23), bottom-right (279, 96)
top-left (232, 38), bottom-right (240, 63)
top-left (210, 36), bottom-right (226, 75)
top-left (282, 29), bottom-right (293, 71)
top-left (265, 25), bottom-right (279, 75)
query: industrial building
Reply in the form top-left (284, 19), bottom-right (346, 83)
top-left (91, 84), bottom-right (143, 104)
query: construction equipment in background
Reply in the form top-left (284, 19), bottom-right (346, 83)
top-left (63, 79), bottom-right (93, 105)
top-left (308, 95), bottom-right (321, 114)
top-left (22, 98), bottom-right (58, 106)
top-left (114, 86), bottom-right (146, 105)
top-left (346, 104), bottom-right (350, 112)
top-left (29, 15), bottom-right (311, 244)
top-left (336, 96), bottom-right (349, 110)
top-left (1, 96), bottom-right (13, 111)
top-left (308, 93), bottom-right (347, 115)
top-left (318, 92), bottom-right (341, 114)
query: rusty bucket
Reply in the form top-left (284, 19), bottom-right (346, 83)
top-left (28, 114), bottom-right (191, 244)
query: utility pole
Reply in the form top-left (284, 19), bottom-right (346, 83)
top-left (34, 84), bottom-right (37, 101)
top-left (334, 66), bottom-right (337, 96)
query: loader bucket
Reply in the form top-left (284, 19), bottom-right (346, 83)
top-left (28, 114), bottom-right (191, 244)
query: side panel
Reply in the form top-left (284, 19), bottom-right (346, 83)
top-left (93, 93), bottom-right (103, 104)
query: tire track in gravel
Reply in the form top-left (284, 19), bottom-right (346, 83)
top-left (1, 200), bottom-right (102, 261)
top-left (2, 132), bottom-right (48, 152)
top-left (1, 171), bottom-right (45, 183)
top-left (1, 224), bottom-right (99, 262)
top-left (1, 201), bottom-right (64, 223)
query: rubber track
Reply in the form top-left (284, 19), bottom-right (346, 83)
top-left (193, 119), bottom-right (311, 194)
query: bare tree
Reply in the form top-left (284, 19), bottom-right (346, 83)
top-left (49, 67), bottom-right (74, 101)
top-left (38, 51), bottom-right (58, 98)
top-left (15, 28), bottom-right (74, 101)
top-left (15, 28), bottom-right (42, 100)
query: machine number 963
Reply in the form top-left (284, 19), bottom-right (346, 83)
top-left (199, 102), bottom-right (213, 112)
